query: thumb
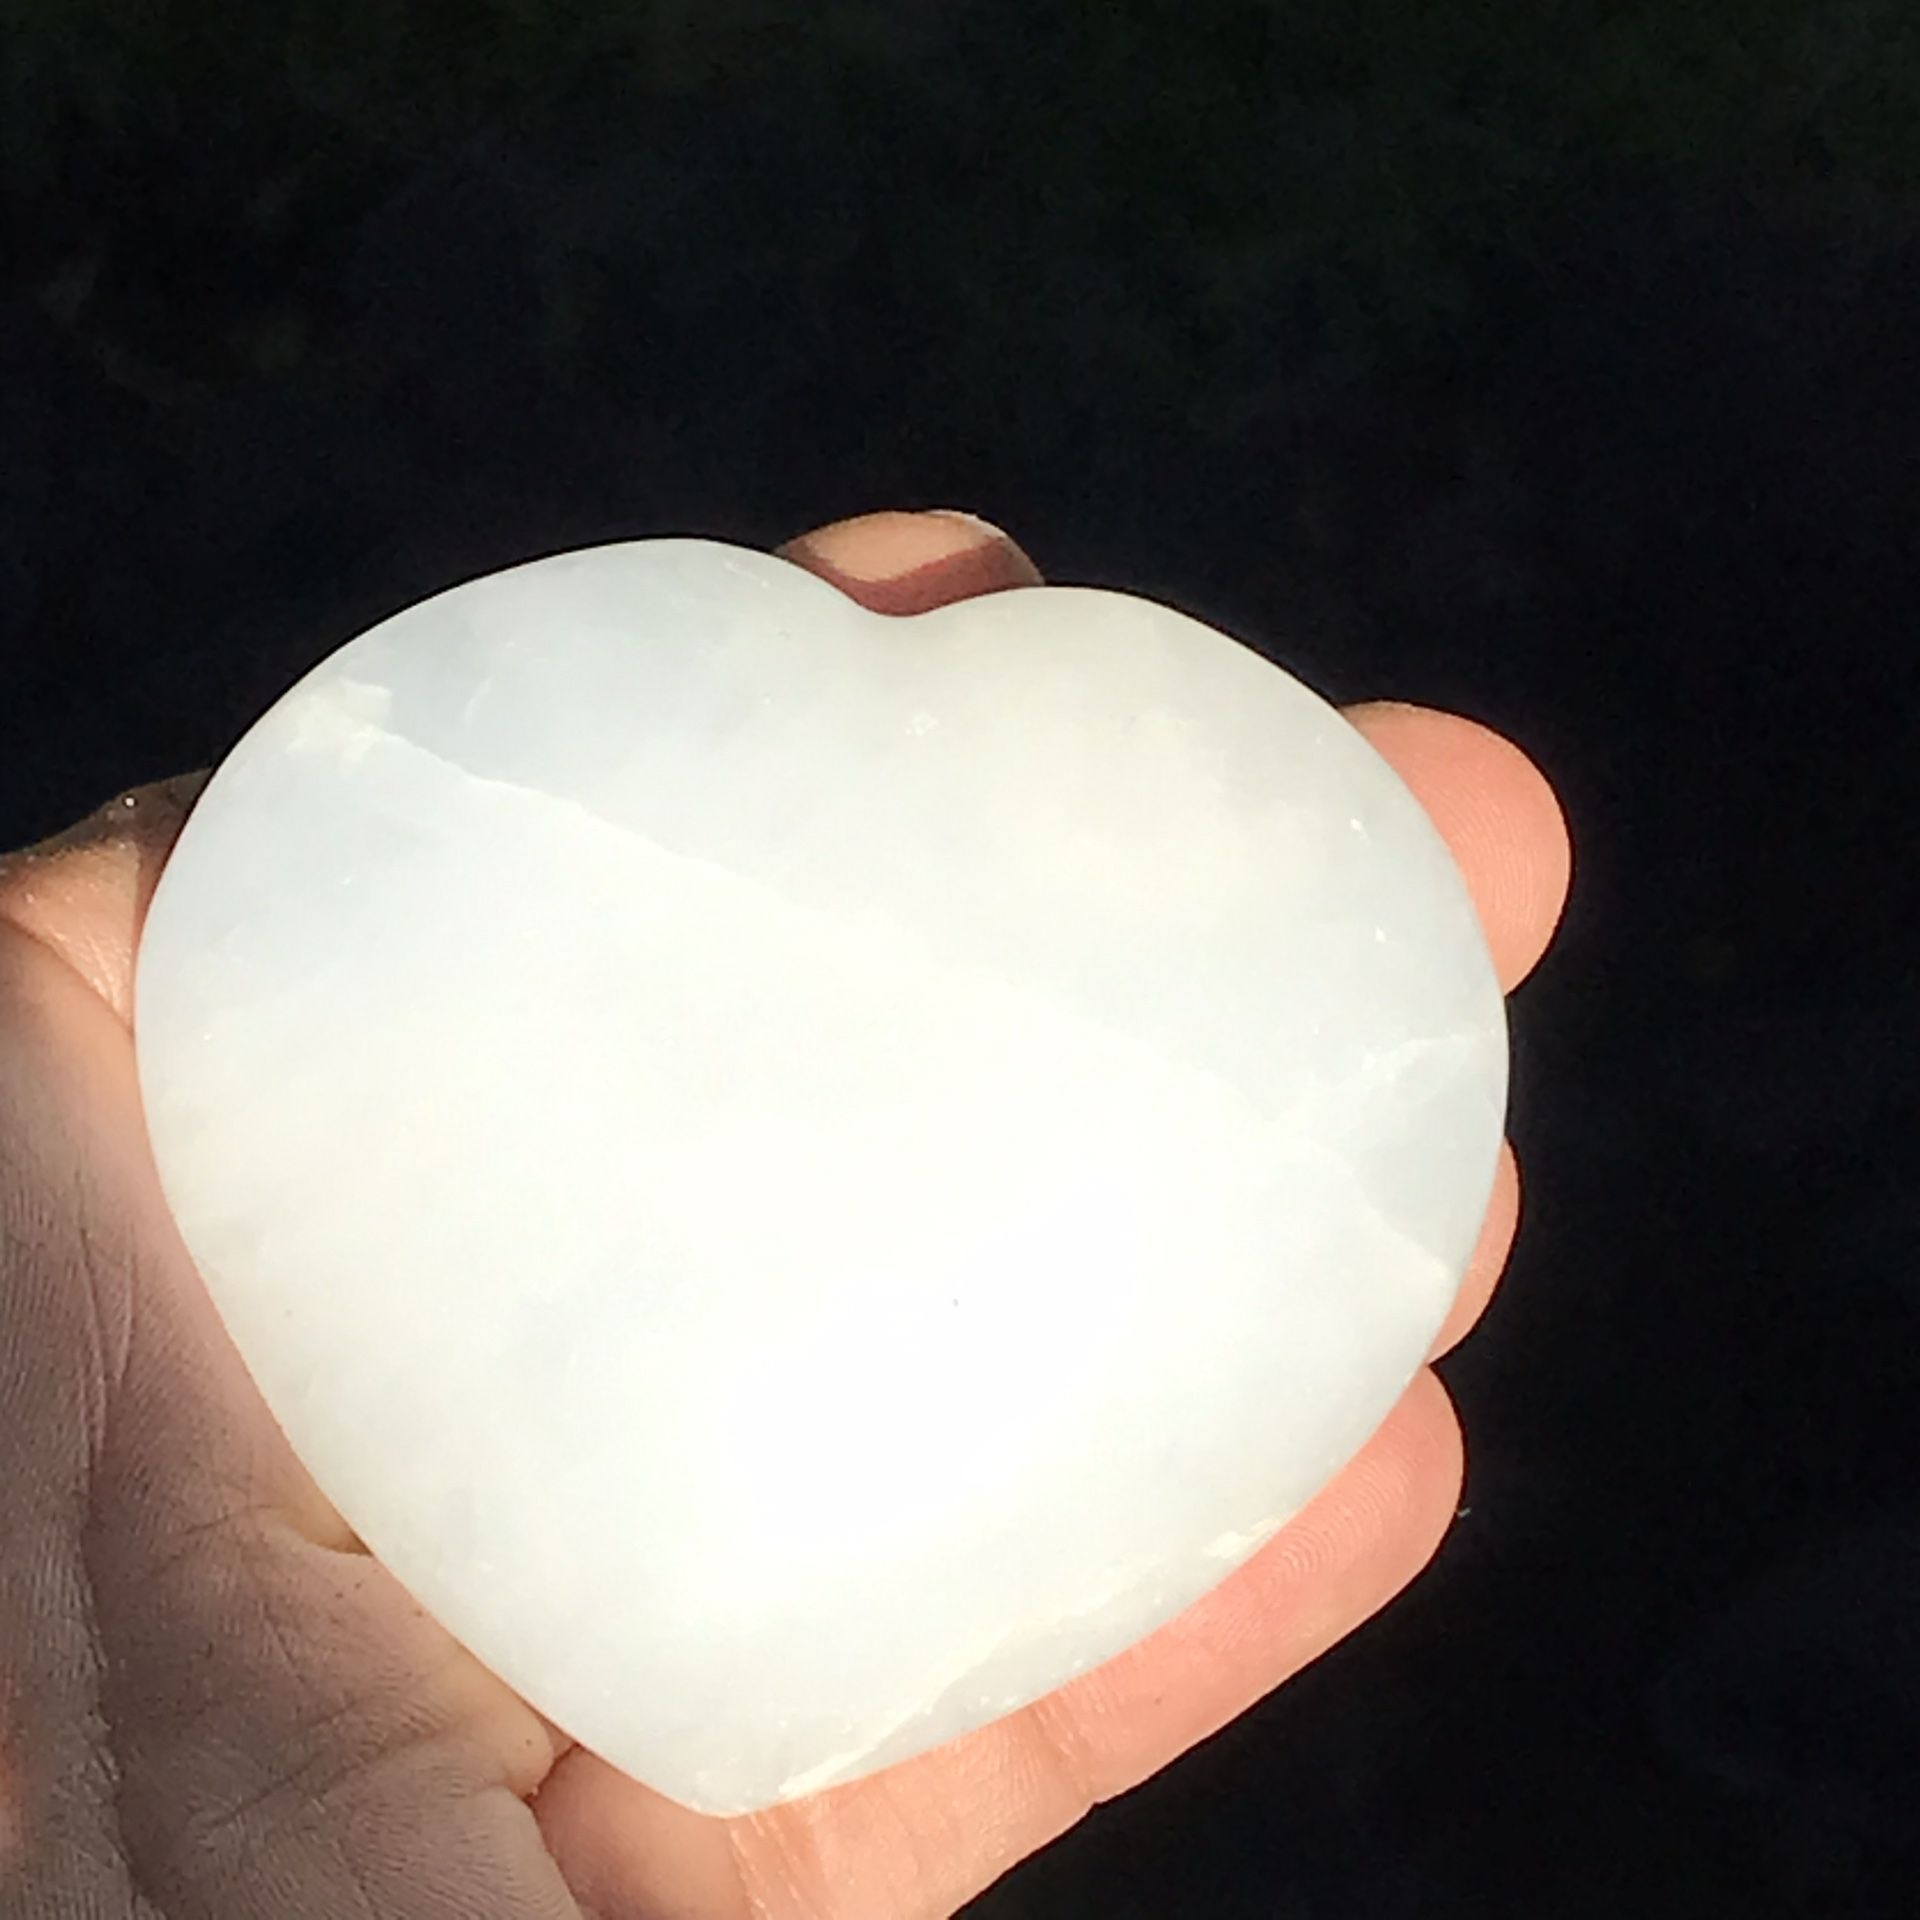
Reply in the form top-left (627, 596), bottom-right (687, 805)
top-left (0, 772), bottom-right (209, 1024)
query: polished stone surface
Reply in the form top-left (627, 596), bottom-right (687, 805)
top-left (133, 539), bottom-right (1507, 1813)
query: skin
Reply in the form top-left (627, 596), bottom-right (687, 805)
top-left (0, 510), bottom-right (1571, 1920)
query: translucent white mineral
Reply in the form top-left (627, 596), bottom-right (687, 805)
top-left (133, 539), bottom-right (1507, 1814)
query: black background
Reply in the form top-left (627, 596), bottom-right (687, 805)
top-left (4, 5), bottom-right (1916, 1914)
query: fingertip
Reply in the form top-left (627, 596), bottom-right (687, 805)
top-left (1346, 704), bottom-right (1572, 991)
top-left (777, 509), bottom-right (1043, 613)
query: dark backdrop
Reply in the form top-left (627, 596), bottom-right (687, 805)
top-left (5, 5), bottom-right (1916, 1914)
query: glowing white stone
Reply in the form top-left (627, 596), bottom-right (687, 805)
top-left (133, 539), bottom-right (1506, 1814)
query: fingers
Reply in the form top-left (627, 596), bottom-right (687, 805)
top-left (1331, 706), bottom-right (1565, 1355)
top-left (531, 1371), bottom-right (1464, 1920)
top-left (1, 512), bottom-right (1554, 1918)
top-left (1344, 702), bottom-right (1571, 994)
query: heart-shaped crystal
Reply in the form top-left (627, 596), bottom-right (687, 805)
top-left (134, 539), bottom-right (1507, 1813)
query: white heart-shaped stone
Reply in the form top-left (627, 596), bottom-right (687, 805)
top-left (134, 539), bottom-right (1506, 1814)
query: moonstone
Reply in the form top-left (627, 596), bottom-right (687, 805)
top-left (133, 538), bottom-right (1507, 1814)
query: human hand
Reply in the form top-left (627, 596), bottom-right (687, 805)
top-left (0, 509), bottom-right (1570, 1919)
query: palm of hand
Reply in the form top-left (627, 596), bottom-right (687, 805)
top-left (0, 512), bottom-right (1569, 1920)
